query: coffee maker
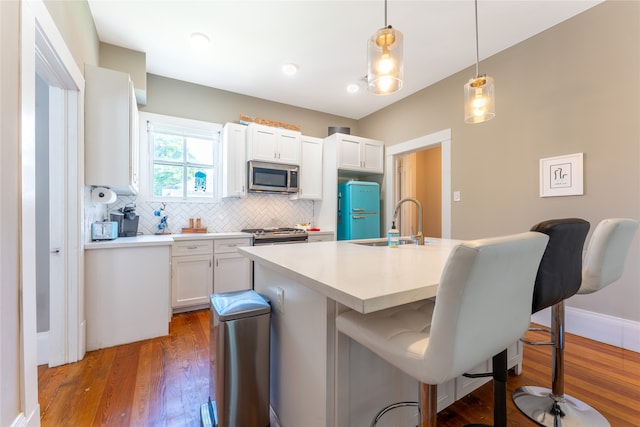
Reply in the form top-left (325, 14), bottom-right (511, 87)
top-left (110, 203), bottom-right (139, 237)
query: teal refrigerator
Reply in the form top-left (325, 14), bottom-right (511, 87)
top-left (337, 181), bottom-right (381, 240)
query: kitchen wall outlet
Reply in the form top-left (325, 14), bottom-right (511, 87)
top-left (275, 287), bottom-right (285, 313)
top-left (453, 191), bottom-right (461, 202)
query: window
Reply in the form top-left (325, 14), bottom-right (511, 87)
top-left (146, 118), bottom-right (221, 200)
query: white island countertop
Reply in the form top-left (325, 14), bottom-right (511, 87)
top-left (239, 238), bottom-right (460, 314)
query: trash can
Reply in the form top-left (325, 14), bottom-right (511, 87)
top-left (201, 290), bottom-right (271, 427)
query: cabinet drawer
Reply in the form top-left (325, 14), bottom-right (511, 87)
top-left (172, 240), bottom-right (213, 256)
top-left (214, 238), bottom-right (252, 254)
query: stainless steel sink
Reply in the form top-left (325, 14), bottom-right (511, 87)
top-left (350, 238), bottom-right (418, 247)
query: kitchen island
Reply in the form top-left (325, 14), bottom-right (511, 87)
top-left (239, 239), bottom-right (523, 426)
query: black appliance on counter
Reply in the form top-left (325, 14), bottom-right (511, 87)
top-left (110, 203), bottom-right (139, 237)
top-left (241, 227), bottom-right (308, 245)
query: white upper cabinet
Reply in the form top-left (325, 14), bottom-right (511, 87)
top-left (220, 122), bottom-right (247, 198)
top-left (331, 133), bottom-right (384, 174)
top-left (247, 123), bottom-right (301, 165)
top-left (292, 135), bottom-right (323, 200)
top-left (85, 65), bottom-right (139, 194)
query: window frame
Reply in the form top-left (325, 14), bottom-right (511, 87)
top-left (139, 112), bottom-right (222, 202)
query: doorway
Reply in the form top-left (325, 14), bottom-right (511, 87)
top-left (25, 3), bottom-right (85, 369)
top-left (395, 146), bottom-right (442, 238)
top-left (384, 129), bottom-right (451, 239)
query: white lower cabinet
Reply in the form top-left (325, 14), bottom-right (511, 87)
top-left (214, 238), bottom-right (252, 294)
top-left (172, 237), bottom-right (252, 312)
top-left (171, 240), bottom-right (213, 311)
top-left (85, 243), bottom-right (171, 350)
top-left (214, 253), bottom-right (251, 293)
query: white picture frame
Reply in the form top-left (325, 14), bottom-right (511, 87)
top-left (539, 152), bottom-right (584, 197)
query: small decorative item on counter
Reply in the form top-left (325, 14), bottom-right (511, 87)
top-left (154, 202), bottom-right (170, 235)
top-left (388, 222), bottom-right (400, 248)
top-left (182, 217), bottom-right (207, 233)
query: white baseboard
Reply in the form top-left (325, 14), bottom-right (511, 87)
top-left (531, 307), bottom-right (640, 353)
top-left (10, 414), bottom-right (26, 427)
top-left (37, 331), bottom-right (49, 365)
top-left (11, 404), bottom-right (40, 427)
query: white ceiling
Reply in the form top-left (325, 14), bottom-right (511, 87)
top-left (87, 0), bottom-right (602, 120)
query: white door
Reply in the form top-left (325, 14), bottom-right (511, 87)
top-left (46, 84), bottom-right (67, 366)
top-left (396, 153), bottom-right (417, 237)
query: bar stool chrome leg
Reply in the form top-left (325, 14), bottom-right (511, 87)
top-left (513, 302), bottom-right (609, 427)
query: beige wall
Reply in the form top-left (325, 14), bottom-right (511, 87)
top-left (140, 74), bottom-right (357, 138)
top-left (359, 1), bottom-right (640, 322)
top-left (43, 0), bottom-right (99, 70)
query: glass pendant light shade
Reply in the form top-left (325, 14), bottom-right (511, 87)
top-left (464, 0), bottom-right (495, 124)
top-left (464, 74), bottom-right (495, 123)
top-left (367, 26), bottom-right (404, 94)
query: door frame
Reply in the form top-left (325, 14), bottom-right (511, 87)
top-left (384, 129), bottom-right (451, 239)
top-left (21, 0), bottom-right (84, 380)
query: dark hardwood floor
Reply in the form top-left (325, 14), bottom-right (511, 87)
top-left (39, 309), bottom-right (640, 426)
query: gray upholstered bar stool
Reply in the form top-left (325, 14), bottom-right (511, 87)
top-left (512, 218), bottom-right (593, 426)
top-left (514, 217), bottom-right (638, 426)
top-left (336, 232), bottom-right (549, 427)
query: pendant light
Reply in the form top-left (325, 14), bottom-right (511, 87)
top-left (464, 0), bottom-right (495, 123)
top-left (367, 0), bottom-right (403, 95)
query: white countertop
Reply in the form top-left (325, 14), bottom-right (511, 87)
top-left (239, 238), bottom-right (460, 313)
top-left (170, 232), bottom-right (252, 241)
top-left (84, 232), bottom-right (252, 250)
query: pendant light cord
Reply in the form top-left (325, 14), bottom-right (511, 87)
top-left (384, 0), bottom-right (388, 27)
top-left (474, 0), bottom-right (480, 77)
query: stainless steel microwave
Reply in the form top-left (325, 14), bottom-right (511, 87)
top-left (248, 160), bottom-right (299, 194)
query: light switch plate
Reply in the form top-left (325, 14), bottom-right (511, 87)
top-left (453, 191), bottom-right (461, 202)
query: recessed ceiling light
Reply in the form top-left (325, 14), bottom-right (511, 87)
top-left (190, 32), bottom-right (210, 50)
top-left (347, 83), bottom-right (360, 94)
top-left (282, 63), bottom-right (298, 76)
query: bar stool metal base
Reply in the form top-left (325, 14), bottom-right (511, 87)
top-left (513, 386), bottom-right (610, 427)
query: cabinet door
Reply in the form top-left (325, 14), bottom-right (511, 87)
top-left (129, 82), bottom-right (140, 192)
top-left (337, 137), bottom-right (362, 170)
top-left (297, 136), bottom-right (323, 200)
top-left (221, 123), bottom-right (247, 198)
top-left (361, 140), bottom-right (384, 173)
top-left (171, 254), bottom-right (213, 309)
top-left (214, 253), bottom-right (252, 294)
top-left (249, 125), bottom-right (278, 162)
top-left (277, 130), bottom-right (301, 164)
top-left (85, 65), bottom-right (138, 195)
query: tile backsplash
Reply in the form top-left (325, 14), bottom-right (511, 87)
top-left (86, 187), bottom-right (315, 237)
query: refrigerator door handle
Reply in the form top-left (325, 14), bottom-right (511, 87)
top-left (353, 215), bottom-right (366, 219)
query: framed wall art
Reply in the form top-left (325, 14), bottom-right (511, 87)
top-left (539, 152), bottom-right (584, 197)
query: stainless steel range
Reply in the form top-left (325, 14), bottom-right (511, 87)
top-left (242, 227), bottom-right (308, 245)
